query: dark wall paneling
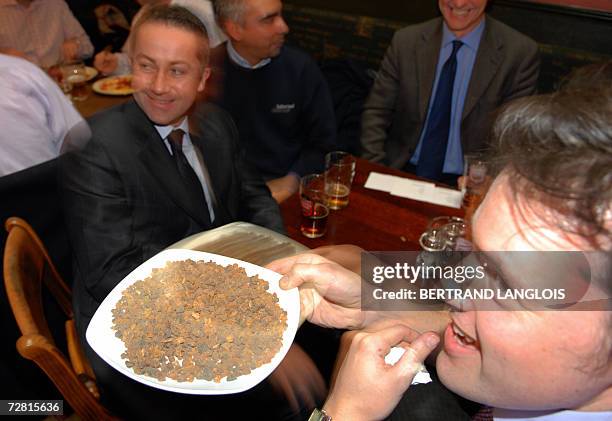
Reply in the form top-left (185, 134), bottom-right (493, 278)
top-left (284, 0), bottom-right (439, 23)
top-left (525, 0), bottom-right (612, 12)
top-left (490, 0), bottom-right (612, 90)
top-left (491, 0), bottom-right (611, 53)
top-left (284, 4), bottom-right (405, 69)
top-left (284, 1), bottom-right (612, 92)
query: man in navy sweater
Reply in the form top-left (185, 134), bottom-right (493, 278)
top-left (210, 0), bottom-right (337, 203)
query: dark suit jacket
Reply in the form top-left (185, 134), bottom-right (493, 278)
top-left (61, 100), bottom-right (284, 333)
top-left (361, 16), bottom-right (540, 168)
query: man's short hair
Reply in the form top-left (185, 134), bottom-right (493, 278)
top-left (491, 67), bottom-right (612, 246)
top-left (131, 4), bottom-right (210, 66)
top-left (213, 0), bottom-right (247, 26)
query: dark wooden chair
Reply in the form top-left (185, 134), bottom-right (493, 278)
top-left (3, 217), bottom-right (119, 421)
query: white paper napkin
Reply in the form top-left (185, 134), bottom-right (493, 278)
top-left (384, 346), bottom-right (432, 385)
top-left (365, 172), bottom-right (463, 209)
top-left (363, 172), bottom-right (403, 192)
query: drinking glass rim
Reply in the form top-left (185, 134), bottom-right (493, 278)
top-left (300, 173), bottom-right (326, 193)
top-left (325, 151), bottom-right (356, 165)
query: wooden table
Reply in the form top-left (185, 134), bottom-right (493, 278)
top-left (74, 85), bottom-right (130, 118)
top-left (280, 158), bottom-right (463, 251)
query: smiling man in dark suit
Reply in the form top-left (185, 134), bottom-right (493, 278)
top-left (61, 5), bottom-right (286, 418)
top-left (361, 0), bottom-right (540, 185)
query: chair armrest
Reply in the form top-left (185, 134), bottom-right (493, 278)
top-left (16, 333), bottom-right (116, 420)
top-left (66, 320), bottom-right (100, 399)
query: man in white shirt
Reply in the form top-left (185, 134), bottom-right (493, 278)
top-left (0, 0), bottom-right (94, 68)
top-left (0, 53), bottom-right (90, 177)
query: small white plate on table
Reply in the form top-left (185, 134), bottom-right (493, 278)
top-left (92, 74), bottom-right (134, 95)
top-left (84, 66), bottom-right (99, 81)
top-left (86, 248), bottom-right (300, 395)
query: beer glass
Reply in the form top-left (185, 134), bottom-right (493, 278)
top-left (61, 60), bottom-right (89, 101)
top-left (299, 174), bottom-right (329, 238)
top-left (424, 216), bottom-right (469, 250)
top-left (461, 153), bottom-right (488, 211)
top-left (324, 151), bottom-right (356, 210)
top-left (440, 218), bottom-right (467, 250)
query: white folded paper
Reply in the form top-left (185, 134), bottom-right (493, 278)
top-left (363, 172), bottom-right (403, 193)
top-left (389, 178), bottom-right (436, 199)
top-left (412, 366), bottom-right (433, 385)
top-left (365, 172), bottom-right (463, 209)
top-left (422, 186), bottom-right (463, 209)
top-left (384, 346), bottom-right (433, 385)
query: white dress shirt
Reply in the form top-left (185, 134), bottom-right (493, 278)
top-left (0, 54), bottom-right (88, 176)
top-left (226, 41), bottom-right (271, 69)
top-left (0, 0), bottom-right (94, 68)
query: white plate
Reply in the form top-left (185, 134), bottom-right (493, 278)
top-left (86, 248), bottom-right (299, 395)
top-left (84, 66), bottom-right (99, 81)
top-left (92, 75), bottom-right (134, 95)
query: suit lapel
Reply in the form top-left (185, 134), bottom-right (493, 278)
top-left (462, 17), bottom-right (502, 120)
top-left (125, 101), bottom-right (210, 227)
top-left (416, 20), bottom-right (443, 121)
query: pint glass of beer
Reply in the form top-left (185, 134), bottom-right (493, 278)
top-left (324, 151), bottom-right (356, 210)
top-left (300, 174), bottom-right (329, 238)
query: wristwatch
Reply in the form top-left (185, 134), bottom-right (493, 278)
top-left (308, 408), bottom-right (332, 421)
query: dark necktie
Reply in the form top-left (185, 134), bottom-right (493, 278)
top-left (415, 40), bottom-right (463, 181)
top-left (167, 129), bottom-right (211, 225)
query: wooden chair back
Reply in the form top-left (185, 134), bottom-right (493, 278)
top-left (3, 217), bottom-right (119, 421)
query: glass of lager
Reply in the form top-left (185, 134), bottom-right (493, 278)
top-left (324, 151), bottom-right (356, 210)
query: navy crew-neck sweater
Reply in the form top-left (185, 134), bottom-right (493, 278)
top-left (210, 45), bottom-right (337, 179)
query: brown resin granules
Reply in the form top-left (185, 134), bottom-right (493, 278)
top-left (111, 260), bottom-right (287, 383)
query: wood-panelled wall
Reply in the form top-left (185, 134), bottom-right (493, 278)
top-left (284, 0), bottom-right (612, 92)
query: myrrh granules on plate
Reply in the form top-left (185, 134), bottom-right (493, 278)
top-left (112, 260), bottom-right (287, 383)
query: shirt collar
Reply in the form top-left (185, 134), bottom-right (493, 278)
top-left (227, 41), bottom-right (271, 70)
top-left (442, 18), bottom-right (485, 52)
top-left (155, 117), bottom-right (190, 143)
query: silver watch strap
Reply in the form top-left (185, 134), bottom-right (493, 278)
top-left (308, 407), bottom-right (332, 421)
